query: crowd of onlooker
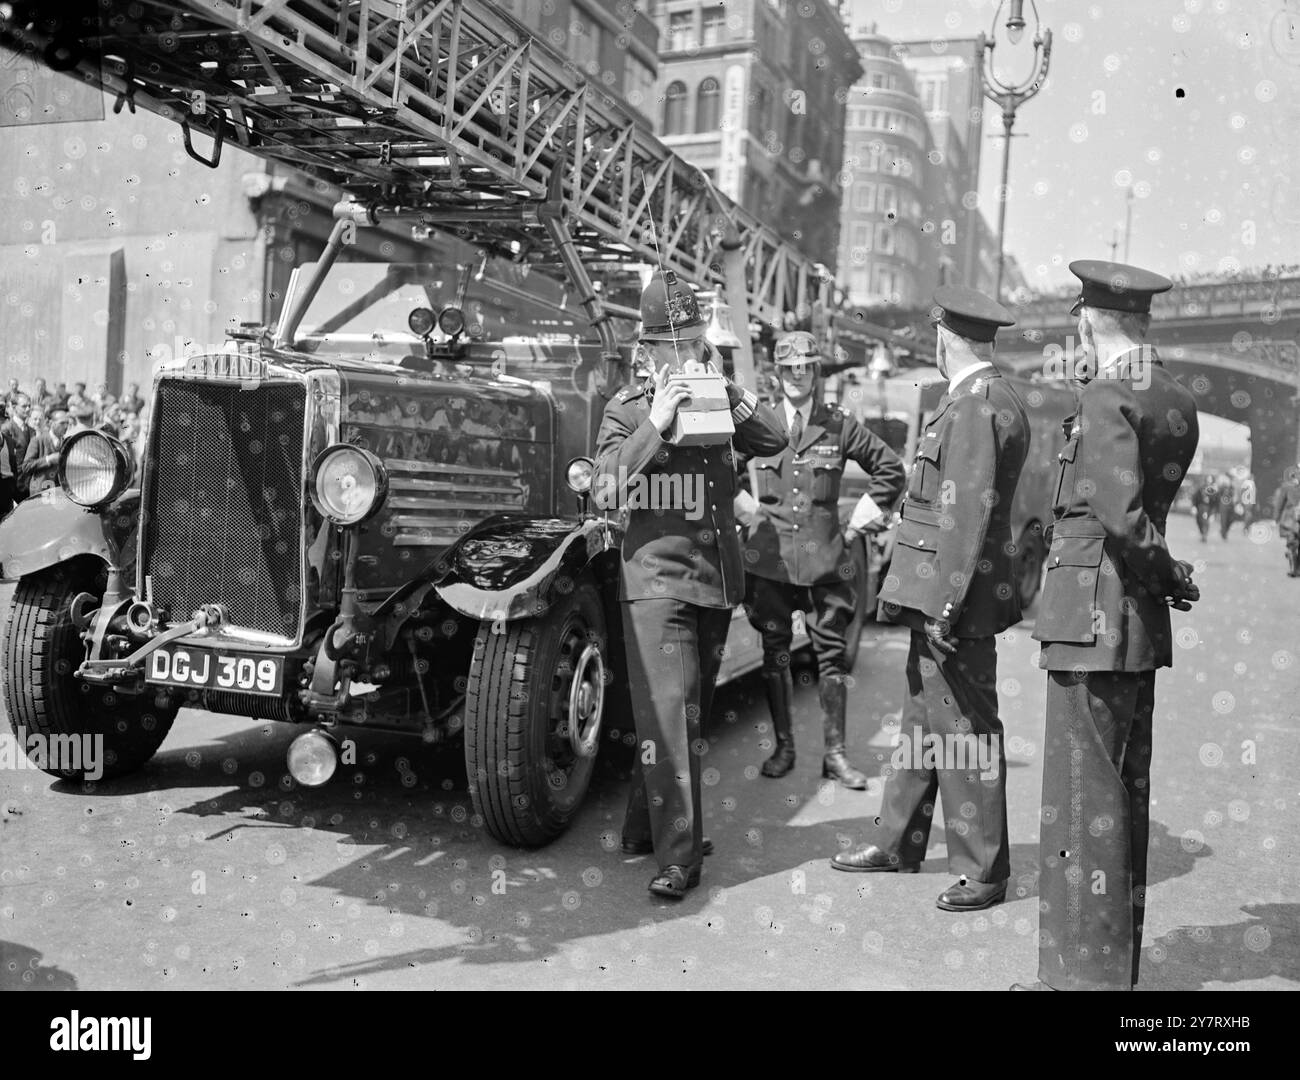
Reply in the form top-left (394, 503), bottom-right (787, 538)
top-left (0, 376), bottom-right (149, 519)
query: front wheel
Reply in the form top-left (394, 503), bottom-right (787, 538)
top-left (463, 579), bottom-right (607, 846)
top-left (2, 559), bottom-right (178, 780)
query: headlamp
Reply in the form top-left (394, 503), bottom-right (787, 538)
top-left (59, 429), bottom-right (132, 509)
top-left (309, 444), bottom-right (389, 526)
top-left (565, 457), bottom-right (594, 494)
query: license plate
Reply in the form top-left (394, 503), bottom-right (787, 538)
top-left (146, 646), bottom-right (284, 697)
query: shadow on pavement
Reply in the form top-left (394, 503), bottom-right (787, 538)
top-left (1143, 901), bottom-right (1300, 989)
top-left (0, 942), bottom-right (79, 990)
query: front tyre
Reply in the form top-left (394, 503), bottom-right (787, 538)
top-left (464, 580), bottom-right (606, 846)
top-left (2, 558), bottom-right (178, 781)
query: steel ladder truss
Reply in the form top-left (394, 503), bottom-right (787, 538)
top-left (0, 0), bottom-right (831, 333)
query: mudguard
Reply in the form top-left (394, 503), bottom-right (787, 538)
top-left (433, 516), bottom-right (617, 623)
top-left (0, 488), bottom-right (139, 582)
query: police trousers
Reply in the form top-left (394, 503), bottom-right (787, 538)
top-left (1038, 669), bottom-right (1155, 991)
top-left (875, 630), bottom-right (1009, 884)
top-left (620, 598), bottom-right (732, 871)
top-left (742, 573), bottom-right (856, 680)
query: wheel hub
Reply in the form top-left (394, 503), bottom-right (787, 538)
top-left (566, 642), bottom-right (605, 759)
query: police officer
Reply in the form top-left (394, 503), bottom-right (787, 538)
top-left (832, 287), bottom-right (1029, 914)
top-left (1013, 260), bottom-right (1200, 991)
top-left (736, 330), bottom-right (905, 787)
top-left (593, 270), bottom-right (786, 899)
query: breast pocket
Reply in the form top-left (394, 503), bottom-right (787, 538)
top-left (812, 459), bottom-right (843, 502)
top-left (754, 458), bottom-right (782, 502)
top-left (908, 433), bottom-right (942, 503)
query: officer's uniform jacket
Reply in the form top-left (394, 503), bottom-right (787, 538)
top-left (876, 367), bottom-right (1030, 638)
top-left (739, 401), bottom-right (905, 586)
top-left (1033, 349), bottom-right (1199, 671)
top-left (593, 380), bottom-right (787, 608)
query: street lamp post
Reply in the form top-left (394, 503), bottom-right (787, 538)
top-left (979, 0), bottom-right (1052, 301)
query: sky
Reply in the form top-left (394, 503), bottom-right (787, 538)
top-left (848, 0), bottom-right (1300, 292)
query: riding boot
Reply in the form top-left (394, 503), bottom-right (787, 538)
top-left (820, 674), bottom-right (867, 789)
top-left (760, 669), bottom-right (796, 777)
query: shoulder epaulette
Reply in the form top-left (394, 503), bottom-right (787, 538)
top-left (615, 385), bottom-right (646, 404)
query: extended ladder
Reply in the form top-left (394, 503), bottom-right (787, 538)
top-left (0, 0), bottom-right (833, 330)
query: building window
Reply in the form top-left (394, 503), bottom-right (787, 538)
top-left (570, 14), bottom-right (602, 75)
top-left (864, 142), bottom-right (881, 171)
top-left (869, 71), bottom-right (887, 89)
top-left (850, 268), bottom-right (870, 299)
top-left (919, 77), bottom-right (948, 114)
top-left (624, 54), bottom-right (656, 114)
top-left (663, 80), bottom-right (688, 135)
top-left (696, 77), bottom-right (720, 132)
top-left (751, 84), bottom-right (771, 137)
top-left (876, 224), bottom-right (895, 255)
top-left (878, 185), bottom-right (897, 215)
top-left (875, 268), bottom-right (898, 299)
top-left (851, 223), bottom-right (872, 250)
top-left (702, 5), bottom-right (727, 46)
top-left (852, 181), bottom-right (875, 212)
top-left (668, 11), bottom-right (695, 52)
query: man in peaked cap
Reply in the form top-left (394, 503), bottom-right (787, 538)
top-left (735, 329), bottom-right (905, 788)
top-left (1013, 260), bottom-right (1200, 991)
top-left (832, 285), bottom-right (1029, 914)
top-left (592, 269), bottom-right (786, 899)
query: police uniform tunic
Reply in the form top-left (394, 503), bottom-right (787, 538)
top-left (593, 379), bottom-right (786, 871)
top-left (871, 366), bottom-right (1030, 884)
top-left (1032, 349), bottom-right (1199, 990)
top-left (740, 401), bottom-right (904, 677)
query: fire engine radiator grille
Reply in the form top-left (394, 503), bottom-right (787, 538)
top-left (142, 381), bottom-right (307, 638)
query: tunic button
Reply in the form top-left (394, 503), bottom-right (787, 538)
top-left (1054, 556), bottom-right (1060, 565)
top-left (793, 525), bottom-right (799, 531)
top-left (792, 487), bottom-right (799, 494)
top-left (711, 505), bottom-right (717, 511)
top-left (708, 481), bottom-right (714, 487)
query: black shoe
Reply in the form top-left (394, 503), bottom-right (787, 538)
top-left (649, 864), bottom-right (701, 898)
top-left (1009, 980), bottom-right (1056, 991)
top-left (830, 845), bottom-right (920, 873)
top-left (936, 879), bottom-right (1007, 911)
top-left (761, 741), bottom-right (796, 777)
top-left (821, 750), bottom-right (867, 789)
top-left (622, 837), bottom-right (714, 857)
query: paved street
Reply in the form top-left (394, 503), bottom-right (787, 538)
top-left (1, 513), bottom-right (1296, 991)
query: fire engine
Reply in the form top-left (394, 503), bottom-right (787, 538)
top-left (0, 0), bottom-right (875, 846)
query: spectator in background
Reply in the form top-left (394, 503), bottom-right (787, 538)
top-left (1, 393), bottom-right (33, 503)
top-left (1217, 473), bottom-right (1237, 539)
top-left (3, 378), bottom-right (22, 410)
top-left (68, 400), bottom-right (96, 435)
top-left (91, 382), bottom-right (117, 423)
top-left (52, 382), bottom-right (70, 411)
top-left (66, 382), bottom-right (90, 417)
top-left (0, 402), bottom-right (14, 518)
top-left (121, 381), bottom-right (145, 416)
top-left (1191, 474), bottom-right (1217, 542)
top-left (22, 409), bottom-right (71, 497)
top-left (28, 403), bottom-right (47, 441)
top-left (31, 377), bottom-right (56, 410)
top-left (99, 403), bottom-right (126, 439)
